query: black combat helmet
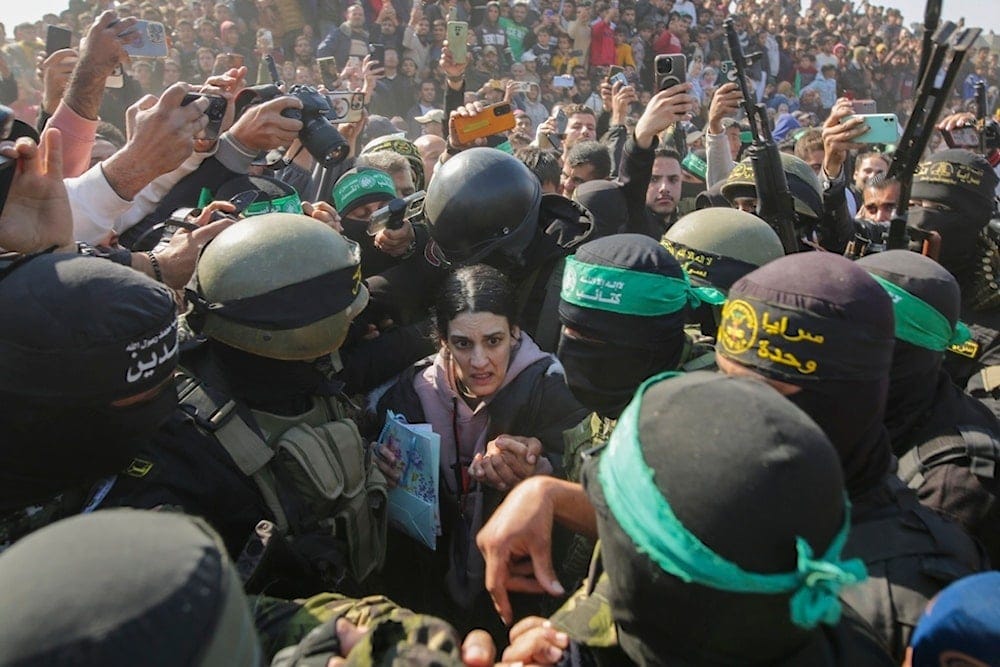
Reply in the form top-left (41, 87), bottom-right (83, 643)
top-left (424, 148), bottom-right (541, 269)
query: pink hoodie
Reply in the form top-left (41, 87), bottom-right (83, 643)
top-left (412, 332), bottom-right (553, 495)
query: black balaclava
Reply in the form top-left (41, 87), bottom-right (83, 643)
top-left (208, 341), bottom-right (333, 413)
top-left (856, 250), bottom-right (963, 449)
top-left (572, 180), bottom-right (629, 239)
top-left (558, 234), bottom-right (695, 419)
top-left (909, 149), bottom-right (999, 277)
top-left (719, 253), bottom-right (896, 498)
top-left (0, 255), bottom-right (179, 508)
top-left (582, 372), bottom-right (849, 665)
top-left (0, 510), bottom-right (261, 666)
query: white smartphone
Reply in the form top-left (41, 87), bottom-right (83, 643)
top-left (448, 22), bottom-right (468, 64)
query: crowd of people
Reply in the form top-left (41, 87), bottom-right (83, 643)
top-left (1, 0), bottom-right (1000, 664)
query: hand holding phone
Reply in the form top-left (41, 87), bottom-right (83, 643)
top-left (45, 26), bottom-right (73, 54)
top-left (121, 20), bottom-right (169, 58)
top-left (452, 102), bottom-right (515, 145)
top-left (447, 22), bottom-right (469, 64)
top-left (841, 113), bottom-right (899, 144)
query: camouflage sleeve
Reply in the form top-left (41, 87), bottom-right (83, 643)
top-left (549, 574), bottom-right (618, 648)
top-left (250, 593), bottom-right (463, 665)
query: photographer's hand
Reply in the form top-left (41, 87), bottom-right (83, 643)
top-left (374, 221), bottom-right (415, 257)
top-left (66, 11), bottom-right (139, 120)
top-left (440, 44), bottom-right (467, 91)
top-left (707, 81), bottom-right (741, 135)
top-left (448, 101), bottom-right (489, 151)
top-left (103, 84), bottom-right (209, 200)
top-left (822, 98), bottom-right (867, 180)
top-left (634, 82), bottom-right (695, 149)
top-left (40, 49), bottom-right (78, 115)
top-left (228, 94), bottom-right (303, 152)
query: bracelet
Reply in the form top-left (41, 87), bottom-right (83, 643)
top-left (145, 251), bottom-right (163, 282)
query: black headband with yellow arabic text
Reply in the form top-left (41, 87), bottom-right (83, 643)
top-left (716, 296), bottom-right (895, 382)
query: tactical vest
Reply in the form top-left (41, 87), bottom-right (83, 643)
top-left (840, 476), bottom-right (987, 661)
top-left (176, 370), bottom-right (388, 587)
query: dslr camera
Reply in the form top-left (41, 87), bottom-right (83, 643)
top-left (239, 84), bottom-right (350, 167)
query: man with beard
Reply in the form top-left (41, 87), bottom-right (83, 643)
top-left (0, 254), bottom-right (179, 550)
top-left (100, 214), bottom-right (389, 597)
top-left (856, 250), bottom-right (1000, 565)
top-left (643, 147), bottom-right (683, 235)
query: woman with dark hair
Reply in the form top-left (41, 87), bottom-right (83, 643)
top-left (373, 264), bottom-right (587, 635)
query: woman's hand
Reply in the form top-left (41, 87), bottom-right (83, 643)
top-left (470, 435), bottom-right (552, 491)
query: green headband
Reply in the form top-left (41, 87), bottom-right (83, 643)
top-left (561, 256), bottom-right (725, 316)
top-left (868, 274), bottom-right (971, 352)
top-left (333, 170), bottom-right (396, 212)
top-left (243, 191), bottom-right (303, 217)
top-left (598, 372), bottom-right (868, 630)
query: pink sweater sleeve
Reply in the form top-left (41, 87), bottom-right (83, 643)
top-left (46, 102), bottom-right (98, 178)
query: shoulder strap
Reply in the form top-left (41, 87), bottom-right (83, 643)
top-left (176, 370), bottom-right (289, 531)
top-left (897, 424), bottom-right (1000, 488)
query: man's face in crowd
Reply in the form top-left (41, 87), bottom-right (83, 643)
top-left (433, 21), bottom-right (447, 43)
top-left (577, 78), bottom-right (592, 96)
top-left (510, 62), bottom-right (526, 78)
top-left (384, 49), bottom-right (399, 70)
top-left (391, 168), bottom-right (416, 197)
top-left (560, 162), bottom-right (599, 198)
top-left (646, 156), bottom-right (682, 217)
top-left (487, 5), bottom-right (500, 22)
top-left (513, 5), bottom-right (527, 23)
top-left (515, 114), bottom-right (532, 133)
top-left (622, 8), bottom-right (635, 25)
top-left (854, 155), bottom-right (888, 191)
top-left (420, 82), bottom-right (437, 103)
top-left (803, 149), bottom-right (824, 176)
top-left (199, 22), bottom-right (216, 43)
top-left (416, 134), bottom-right (446, 182)
top-left (178, 23), bottom-right (195, 43)
top-left (564, 112), bottom-right (596, 149)
top-left (416, 19), bottom-right (430, 37)
top-left (862, 181), bottom-right (901, 223)
top-left (347, 6), bottom-right (366, 29)
top-left (422, 120), bottom-right (444, 137)
top-left (347, 198), bottom-right (392, 222)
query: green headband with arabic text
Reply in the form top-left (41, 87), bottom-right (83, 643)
top-left (561, 256), bottom-right (725, 317)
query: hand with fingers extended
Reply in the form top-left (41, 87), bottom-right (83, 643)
top-left (822, 97), bottom-right (868, 180)
top-left (634, 82), bottom-right (696, 149)
top-left (476, 476), bottom-right (572, 625)
top-left (0, 128), bottom-right (75, 254)
top-left (151, 201), bottom-right (238, 288)
top-left (228, 94), bottom-right (304, 152)
top-left (470, 435), bottom-right (552, 492)
top-left (103, 84), bottom-right (210, 200)
top-left (937, 111), bottom-right (977, 133)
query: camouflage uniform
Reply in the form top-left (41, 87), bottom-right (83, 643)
top-left (255, 593), bottom-right (463, 665)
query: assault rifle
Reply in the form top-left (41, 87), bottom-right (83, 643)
top-left (885, 9), bottom-right (981, 252)
top-left (724, 18), bottom-right (799, 254)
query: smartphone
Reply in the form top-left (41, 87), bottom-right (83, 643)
top-left (317, 56), bottom-right (338, 87)
top-left (182, 92), bottom-right (227, 141)
top-left (368, 191), bottom-right (426, 235)
top-left (546, 108), bottom-right (568, 151)
top-left (843, 113), bottom-right (899, 144)
top-left (655, 54), bottom-right (686, 91)
top-left (257, 28), bottom-right (273, 50)
top-left (448, 22), bottom-right (469, 64)
top-left (45, 25), bottom-right (72, 54)
top-left (942, 125), bottom-right (980, 149)
top-left (452, 102), bottom-right (516, 144)
top-left (326, 91), bottom-right (365, 123)
top-left (719, 59), bottom-right (738, 83)
top-left (607, 65), bottom-right (624, 80)
top-left (610, 71), bottom-right (628, 87)
top-left (552, 74), bottom-right (575, 88)
top-left (851, 99), bottom-right (877, 115)
top-left (121, 20), bottom-right (169, 58)
top-left (513, 80), bottom-right (531, 93)
top-left (369, 42), bottom-right (385, 66)
top-left (106, 63), bottom-right (125, 89)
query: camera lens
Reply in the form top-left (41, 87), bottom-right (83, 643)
top-left (302, 118), bottom-right (350, 167)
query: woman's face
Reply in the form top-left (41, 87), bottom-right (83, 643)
top-left (198, 50), bottom-right (215, 71)
top-left (445, 312), bottom-right (517, 399)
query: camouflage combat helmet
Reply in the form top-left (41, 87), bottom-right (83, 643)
top-left (663, 208), bottom-right (785, 291)
top-left (189, 213), bottom-right (368, 360)
top-left (720, 154), bottom-right (824, 220)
